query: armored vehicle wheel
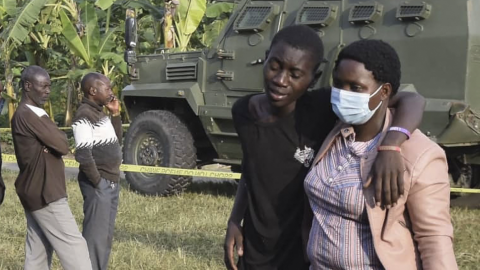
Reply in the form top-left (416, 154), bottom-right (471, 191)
top-left (123, 110), bottom-right (196, 196)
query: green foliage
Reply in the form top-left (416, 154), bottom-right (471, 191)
top-left (1, 0), bottom-right (48, 46)
top-left (174, 0), bottom-right (207, 51)
top-left (60, 9), bottom-right (90, 64)
top-left (0, 0), bottom-right (16, 18)
top-left (95, 0), bottom-right (115, 10)
top-left (205, 1), bottom-right (234, 18)
top-left (201, 17), bottom-right (228, 48)
top-left (0, 0), bottom-right (235, 126)
top-left (199, 1), bottom-right (235, 48)
top-left (60, 1), bottom-right (126, 76)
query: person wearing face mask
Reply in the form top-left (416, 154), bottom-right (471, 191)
top-left (72, 73), bottom-right (123, 270)
top-left (304, 40), bottom-right (457, 270)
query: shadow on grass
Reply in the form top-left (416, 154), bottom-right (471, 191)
top-left (186, 181), bottom-right (237, 198)
top-left (118, 177), bottom-right (238, 198)
top-left (450, 194), bottom-right (480, 209)
top-left (114, 229), bottom-right (224, 260)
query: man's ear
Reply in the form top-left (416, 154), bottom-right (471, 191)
top-left (89, 87), bottom-right (97, 96)
top-left (264, 50), bottom-right (270, 61)
top-left (23, 81), bottom-right (31, 92)
top-left (381, 83), bottom-right (392, 100)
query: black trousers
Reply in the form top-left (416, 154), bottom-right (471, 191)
top-left (79, 177), bottom-right (120, 270)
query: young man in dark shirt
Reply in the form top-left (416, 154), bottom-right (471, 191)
top-left (224, 25), bottom-right (425, 270)
top-left (72, 73), bottom-right (123, 270)
top-left (12, 65), bottom-right (92, 270)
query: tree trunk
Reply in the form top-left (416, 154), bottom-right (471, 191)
top-left (163, 1), bottom-right (175, 48)
top-left (4, 50), bottom-right (15, 126)
top-left (64, 80), bottom-right (73, 126)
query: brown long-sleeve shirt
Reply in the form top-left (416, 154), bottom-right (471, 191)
top-left (12, 103), bottom-right (69, 211)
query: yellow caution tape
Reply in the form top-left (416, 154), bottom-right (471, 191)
top-left (5, 153), bottom-right (480, 188)
top-left (450, 188), bottom-right (480, 194)
top-left (0, 124), bottom-right (130, 132)
top-left (2, 154), bottom-right (241, 179)
top-left (0, 127), bottom-right (72, 132)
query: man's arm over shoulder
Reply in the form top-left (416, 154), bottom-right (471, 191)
top-left (72, 112), bottom-right (102, 186)
top-left (388, 91), bottom-right (425, 139)
top-left (406, 141), bottom-right (458, 270)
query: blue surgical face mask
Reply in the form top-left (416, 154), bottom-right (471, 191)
top-left (331, 84), bottom-right (383, 125)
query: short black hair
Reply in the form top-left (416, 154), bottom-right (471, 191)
top-left (270, 25), bottom-right (324, 71)
top-left (335, 39), bottom-right (401, 95)
top-left (80, 72), bottom-right (104, 96)
top-left (21, 65), bottom-right (49, 90)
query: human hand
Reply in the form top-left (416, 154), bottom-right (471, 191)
top-left (106, 96), bottom-right (120, 115)
top-left (364, 150), bottom-right (405, 208)
top-left (224, 220), bottom-right (244, 270)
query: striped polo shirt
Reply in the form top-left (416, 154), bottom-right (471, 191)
top-left (304, 130), bottom-right (384, 270)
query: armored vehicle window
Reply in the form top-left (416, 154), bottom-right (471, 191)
top-left (296, 3), bottom-right (338, 27)
top-left (300, 7), bottom-right (329, 22)
top-left (352, 6), bottom-right (374, 18)
top-left (396, 3), bottom-right (432, 21)
top-left (237, 7), bottom-right (270, 28)
top-left (400, 6), bottom-right (423, 15)
top-left (349, 3), bottom-right (383, 24)
top-left (233, 4), bottom-right (280, 32)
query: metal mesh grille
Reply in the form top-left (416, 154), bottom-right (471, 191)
top-left (236, 7), bottom-right (271, 29)
top-left (351, 6), bottom-right (375, 19)
top-left (399, 5), bottom-right (424, 16)
top-left (298, 7), bottom-right (330, 23)
top-left (166, 64), bottom-right (197, 81)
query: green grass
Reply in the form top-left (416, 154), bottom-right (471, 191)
top-left (0, 171), bottom-right (235, 270)
top-left (0, 170), bottom-right (479, 269)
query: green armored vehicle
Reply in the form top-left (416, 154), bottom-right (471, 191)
top-left (121, 0), bottom-right (480, 195)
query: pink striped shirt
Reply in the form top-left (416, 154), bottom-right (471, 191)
top-left (304, 131), bottom-right (384, 270)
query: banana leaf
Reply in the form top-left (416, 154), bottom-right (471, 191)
top-left (1, 0), bottom-right (48, 46)
top-left (59, 9), bottom-right (92, 66)
top-left (80, 2), bottom-right (100, 59)
top-left (95, 0), bottom-right (115, 11)
top-left (0, 0), bottom-right (16, 16)
top-left (176, 0), bottom-right (206, 35)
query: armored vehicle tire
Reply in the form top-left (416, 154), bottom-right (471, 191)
top-left (123, 110), bottom-right (196, 196)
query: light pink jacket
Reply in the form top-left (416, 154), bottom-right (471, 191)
top-left (310, 110), bottom-right (458, 270)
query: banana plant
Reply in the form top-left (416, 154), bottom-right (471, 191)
top-left (0, 0), bottom-right (16, 19)
top-left (174, 0), bottom-right (206, 51)
top-left (59, 1), bottom-right (127, 77)
top-left (201, 1), bottom-right (234, 48)
top-left (0, 0), bottom-right (49, 122)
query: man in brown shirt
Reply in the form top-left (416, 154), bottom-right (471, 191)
top-left (11, 65), bottom-right (92, 270)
